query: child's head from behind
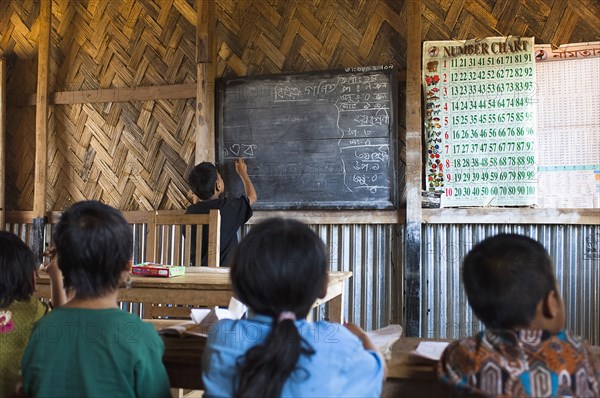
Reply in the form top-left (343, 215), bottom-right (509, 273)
top-left (53, 200), bottom-right (132, 299)
top-left (187, 162), bottom-right (222, 200)
top-left (231, 217), bottom-right (327, 320)
top-left (0, 231), bottom-right (37, 308)
top-left (230, 218), bottom-right (328, 398)
top-left (463, 233), bottom-right (563, 331)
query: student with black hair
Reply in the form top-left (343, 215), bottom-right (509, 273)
top-left (0, 232), bottom-right (66, 398)
top-left (202, 218), bottom-right (386, 397)
top-left (438, 234), bottom-right (600, 397)
top-left (186, 158), bottom-right (256, 266)
top-left (21, 201), bottom-right (171, 398)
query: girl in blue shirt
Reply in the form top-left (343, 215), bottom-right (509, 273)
top-left (202, 218), bottom-right (386, 397)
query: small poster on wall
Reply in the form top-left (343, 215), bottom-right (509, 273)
top-left (422, 37), bottom-right (537, 207)
top-left (534, 42), bottom-right (600, 209)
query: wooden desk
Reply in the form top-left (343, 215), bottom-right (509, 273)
top-left (156, 333), bottom-right (449, 393)
top-left (35, 269), bottom-right (352, 323)
top-left (153, 333), bottom-right (451, 393)
top-left (382, 337), bottom-right (450, 397)
top-left (152, 330), bottom-right (600, 396)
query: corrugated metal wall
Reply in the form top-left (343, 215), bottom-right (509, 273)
top-left (422, 224), bottom-right (600, 345)
top-left (243, 223), bottom-right (404, 332)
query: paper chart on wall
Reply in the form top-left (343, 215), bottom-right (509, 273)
top-left (534, 43), bottom-right (600, 209)
top-left (422, 37), bottom-right (538, 207)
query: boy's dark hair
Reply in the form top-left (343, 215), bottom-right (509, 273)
top-left (0, 231), bottom-right (37, 308)
top-left (462, 233), bottom-right (556, 329)
top-left (187, 162), bottom-right (218, 200)
top-left (230, 218), bottom-right (327, 398)
top-left (53, 200), bottom-right (133, 299)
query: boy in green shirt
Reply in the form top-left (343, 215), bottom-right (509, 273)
top-left (22, 201), bottom-right (171, 398)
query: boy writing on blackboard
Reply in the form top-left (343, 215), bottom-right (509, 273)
top-left (186, 158), bottom-right (257, 266)
top-left (438, 234), bottom-right (599, 397)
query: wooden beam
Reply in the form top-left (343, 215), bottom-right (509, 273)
top-left (5, 211), bottom-right (38, 224)
top-left (12, 83), bottom-right (197, 106)
top-left (404, 0), bottom-right (423, 337)
top-left (0, 58), bottom-right (5, 227)
top-left (31, 0), bottom-right (51, 265)
top-left (423, 208), bottom-right (600, 225)
top-left (396, 69), bottom-right (407, 82)
top-left (34, 0), bottom-right (51, 218)
top-left (250, 210), bottom-right (405, 225)
top-left (196, 0), bottom-right (213, 64)
top-left (195, 0), bottom-right (216, 164)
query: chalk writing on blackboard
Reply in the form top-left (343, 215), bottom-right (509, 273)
top-left (223, 144), bottom-right (258, 159)
top-left (217, 67), bottom-right (398, 210)
top-left (274, 81), bottom-right (338, 102)
top-left (336, 74), bottom-right (392, 195)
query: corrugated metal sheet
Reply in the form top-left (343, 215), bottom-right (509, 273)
top-left (242, 224), bottom-right (404, 332)
top-left (422, 224), bottom-right (600, 345)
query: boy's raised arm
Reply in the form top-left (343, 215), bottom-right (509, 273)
top-left (41, 247), bottom-right (68, 307)
top-left (235, 158), bottom-right (257, 205)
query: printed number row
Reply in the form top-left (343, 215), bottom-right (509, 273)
top-left (445, 184), bottom-right (536, 198)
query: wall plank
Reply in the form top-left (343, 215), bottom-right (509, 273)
top-left (33, 0), bottom-right (50, 217)
top-left (0, 58), bottom-right (5, 226)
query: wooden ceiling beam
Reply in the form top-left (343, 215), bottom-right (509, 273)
top-left (10, 83), bottom-right (197, 106)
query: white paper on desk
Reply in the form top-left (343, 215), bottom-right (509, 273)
top-left (365, 324), bottom-right (403, 360)
top-left (190, 297), bottom-right (247, 324)
top-left (411, 341), bottom-right (449, 361)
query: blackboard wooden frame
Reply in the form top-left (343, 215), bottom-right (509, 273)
top-left (216, 66), bottom-right (399, 210)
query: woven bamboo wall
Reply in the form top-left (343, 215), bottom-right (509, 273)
top-left (1, 0), bottom-right (599, 210)
top-left (48, 0), bottom-right (198, 210)
top-left (421, 0), bottom-right (599, 44)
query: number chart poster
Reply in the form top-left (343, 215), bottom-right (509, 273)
top-left (423, 37), bottom-right (537, 207)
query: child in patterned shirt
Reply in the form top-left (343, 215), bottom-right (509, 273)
top-left (438, 234), bottom-right (599, 397)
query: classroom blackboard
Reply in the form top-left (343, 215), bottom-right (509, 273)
top-left (216, 66), bottom-right (398, 210)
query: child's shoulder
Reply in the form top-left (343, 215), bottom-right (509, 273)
top-left (298, 321), bottom-right (366, 352)
top-left (440, 334), bottom-right (480, 360)
top-left (555, 329), bottom-right (586, 345)
top-left (5, 297), bottom-right (49, 315)
top-left (208, 319), bottom-right (360, 349)
top-left (209, 318), bottom-right (268, 337)
top-left (40, 307), bottom-right (144, 324)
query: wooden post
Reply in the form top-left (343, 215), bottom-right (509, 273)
top-left (195, 0), bottom-right (216, 164)
top-left (32, 0), bottom-right (51, 261)
top-left (404, 0), bottom-right (423, 337)
top-left (0, 58), bottom-right (6, 228)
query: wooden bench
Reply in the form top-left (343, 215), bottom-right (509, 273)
top-left (152, 209), bottom-right (221, 268)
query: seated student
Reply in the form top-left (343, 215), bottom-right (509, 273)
top-left (202, 218), bottom-right (386, 397)
top-left (186, 158), bottom-right (256, 266)
top-left (0, 232), bottom-right (66, 398)
top-left (21, 201), bottom-right (171, 398)
top-left (438, 234), bottom-right (600, 397)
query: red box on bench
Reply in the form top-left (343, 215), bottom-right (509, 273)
top-left (131, 262), bottom-right (186, 278)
